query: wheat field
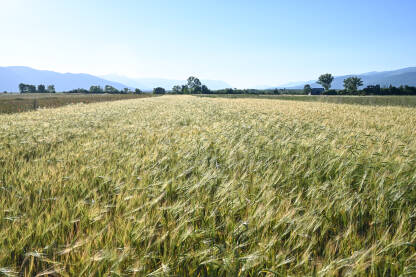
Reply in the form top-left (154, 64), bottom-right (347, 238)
top-left (1, 95), bottom-right (416, 276)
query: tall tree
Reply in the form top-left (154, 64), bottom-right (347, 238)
top-left (47, 85), bottom-right (56, 93)
top-left (303, 84), bottom-right (312, 95)
top-left (172, 85), bottom-right (182, 94)
top-left (153, 87), bottom-right (166, 94)
top-left (187, 76), bottom-right (202, 93)
top-left (201, 85), bottom-right (210, 94)
top-left (193, 86), bottom-right (202, 94)
top-left (19, 83), bottom-right (26, 93)
top-left (105, 85), bottom-right (119, 93)
top-left (18, 83), bottom-right (35, 93)
top-left (37, 84), bottom-right (46, 93)
top-left (181, 85), bottom-right (189, 94)
top-left (28, 85), bottom-right (36, 93)
top-left (89, 85), bottom-right (102, 93)
top-left (317, 74), bottom-right (334, 90)
top-left (343, 76), bottom-right (363, 92)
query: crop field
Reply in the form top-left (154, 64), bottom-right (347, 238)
top-left (200, 94), bottom-right (416, 108)
top-left (1, 95), bottom-right (416, 276)
top-left (0, 93), bottom-right (153, 114)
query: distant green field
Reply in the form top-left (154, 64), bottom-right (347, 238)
top-left (200, 94), bottom-right (416, 107)
top-left (0, 93), bottom-right (154, 114)
top-left (3, 94), bottom-right (416, 114)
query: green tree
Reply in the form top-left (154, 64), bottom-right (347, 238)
top-left (343, 76), bottom-right (363, 93)
top-left (317, 74), bottom-right (334, 90)
top-left (193, 86), bottom-right (202, 94)
top-left (105, 85), bottom-right (119, 93)
top-left (47, 85), bottom-right (56, 93)
top-left (37, 84), bottom-right (46, 93)
top-left (172, 85), bottom-right (182, 94)
top-left (187, 76), bottom-right (202, 93)
top-left (153, 87), bottom-right (166, 94)
top-left (19, 83), bottom-right (26, 93)
top-left (303, 84), bottom-right (312, 95)
top-left (201, 85), bottom-right (210, 94)
top-left (28, 85), bottom-right (36, 93)
top-left (19, 83), bottom-right (44, 93)
top-left (181, 85), bottom-right (189, 94)
top-left (89, 85), bottom-right (102, 93)
top-left (134, 88), bottom-right (142, 94)
top-left (272, 89), bottom-right (280, 95)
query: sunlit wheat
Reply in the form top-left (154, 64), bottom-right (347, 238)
top-left (1, 96), bottom-right (416, 276)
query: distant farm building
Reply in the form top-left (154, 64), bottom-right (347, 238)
top-left (309, 88), bottom-right (324, 95)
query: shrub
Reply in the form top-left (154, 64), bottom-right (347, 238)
top-left (153, 87), bottom-right (166, 94)
top-left (322, 89), bottom-right (337, 95)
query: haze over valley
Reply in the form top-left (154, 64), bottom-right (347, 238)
top-left (1, 65), bottom-right (416, 92)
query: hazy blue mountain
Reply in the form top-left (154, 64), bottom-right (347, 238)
top-left (0, 66), bottom-right (131, 92)
top-left (273, 67), bottom-right (416, 89)
top-left (3, 66), bottom-right (415, 92)
top-left (99, 74), bottom-right (151, 91)
top-left (101, 74), bottom-right (232, 91)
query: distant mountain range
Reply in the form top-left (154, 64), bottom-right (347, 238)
top-left (0, 66), bottom-right (232, 92)
top-left (1, 66), bottom-right (416, 92)
top-left (272, 67), bottom-right (416, 90)
top-left (100, 74), bottom-right (231, 91)
top-left (0, 66), bottom-right (130, 92)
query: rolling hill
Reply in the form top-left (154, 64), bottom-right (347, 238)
top-left (0, 66), bottom-right (130, 92)
top-left (275, 67), bottom-right (416, 89)
top-left (0, 66), bottom-right (232, 92)
top-left (2, 66), bottom-right (415, 92)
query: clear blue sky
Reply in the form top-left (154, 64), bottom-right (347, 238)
top-left (1, 0), bottom-right (415, 88)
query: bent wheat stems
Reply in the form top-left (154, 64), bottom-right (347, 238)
top-left (1, 96), bottom-right (416, 276)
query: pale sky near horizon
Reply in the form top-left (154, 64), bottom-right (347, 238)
top-left (1, 0), bottom-right (415, 88)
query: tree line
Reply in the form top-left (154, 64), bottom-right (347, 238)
top-left (19, 83), bottom-right (55, 93)
top-left (153, 76), bottom-right (211, 94)
top-left (303, 74), bottom-right (416, 95)
top-left (157, 76), bottom-right (280, 95)
top-left (16, 76), bottom-right (416, 96)
top-left (65, 85), bottom-right (143, 94)
top-left (18, 83), bottom-right (143, 94)
top-left (162, 75), bottom-right (416, 96)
